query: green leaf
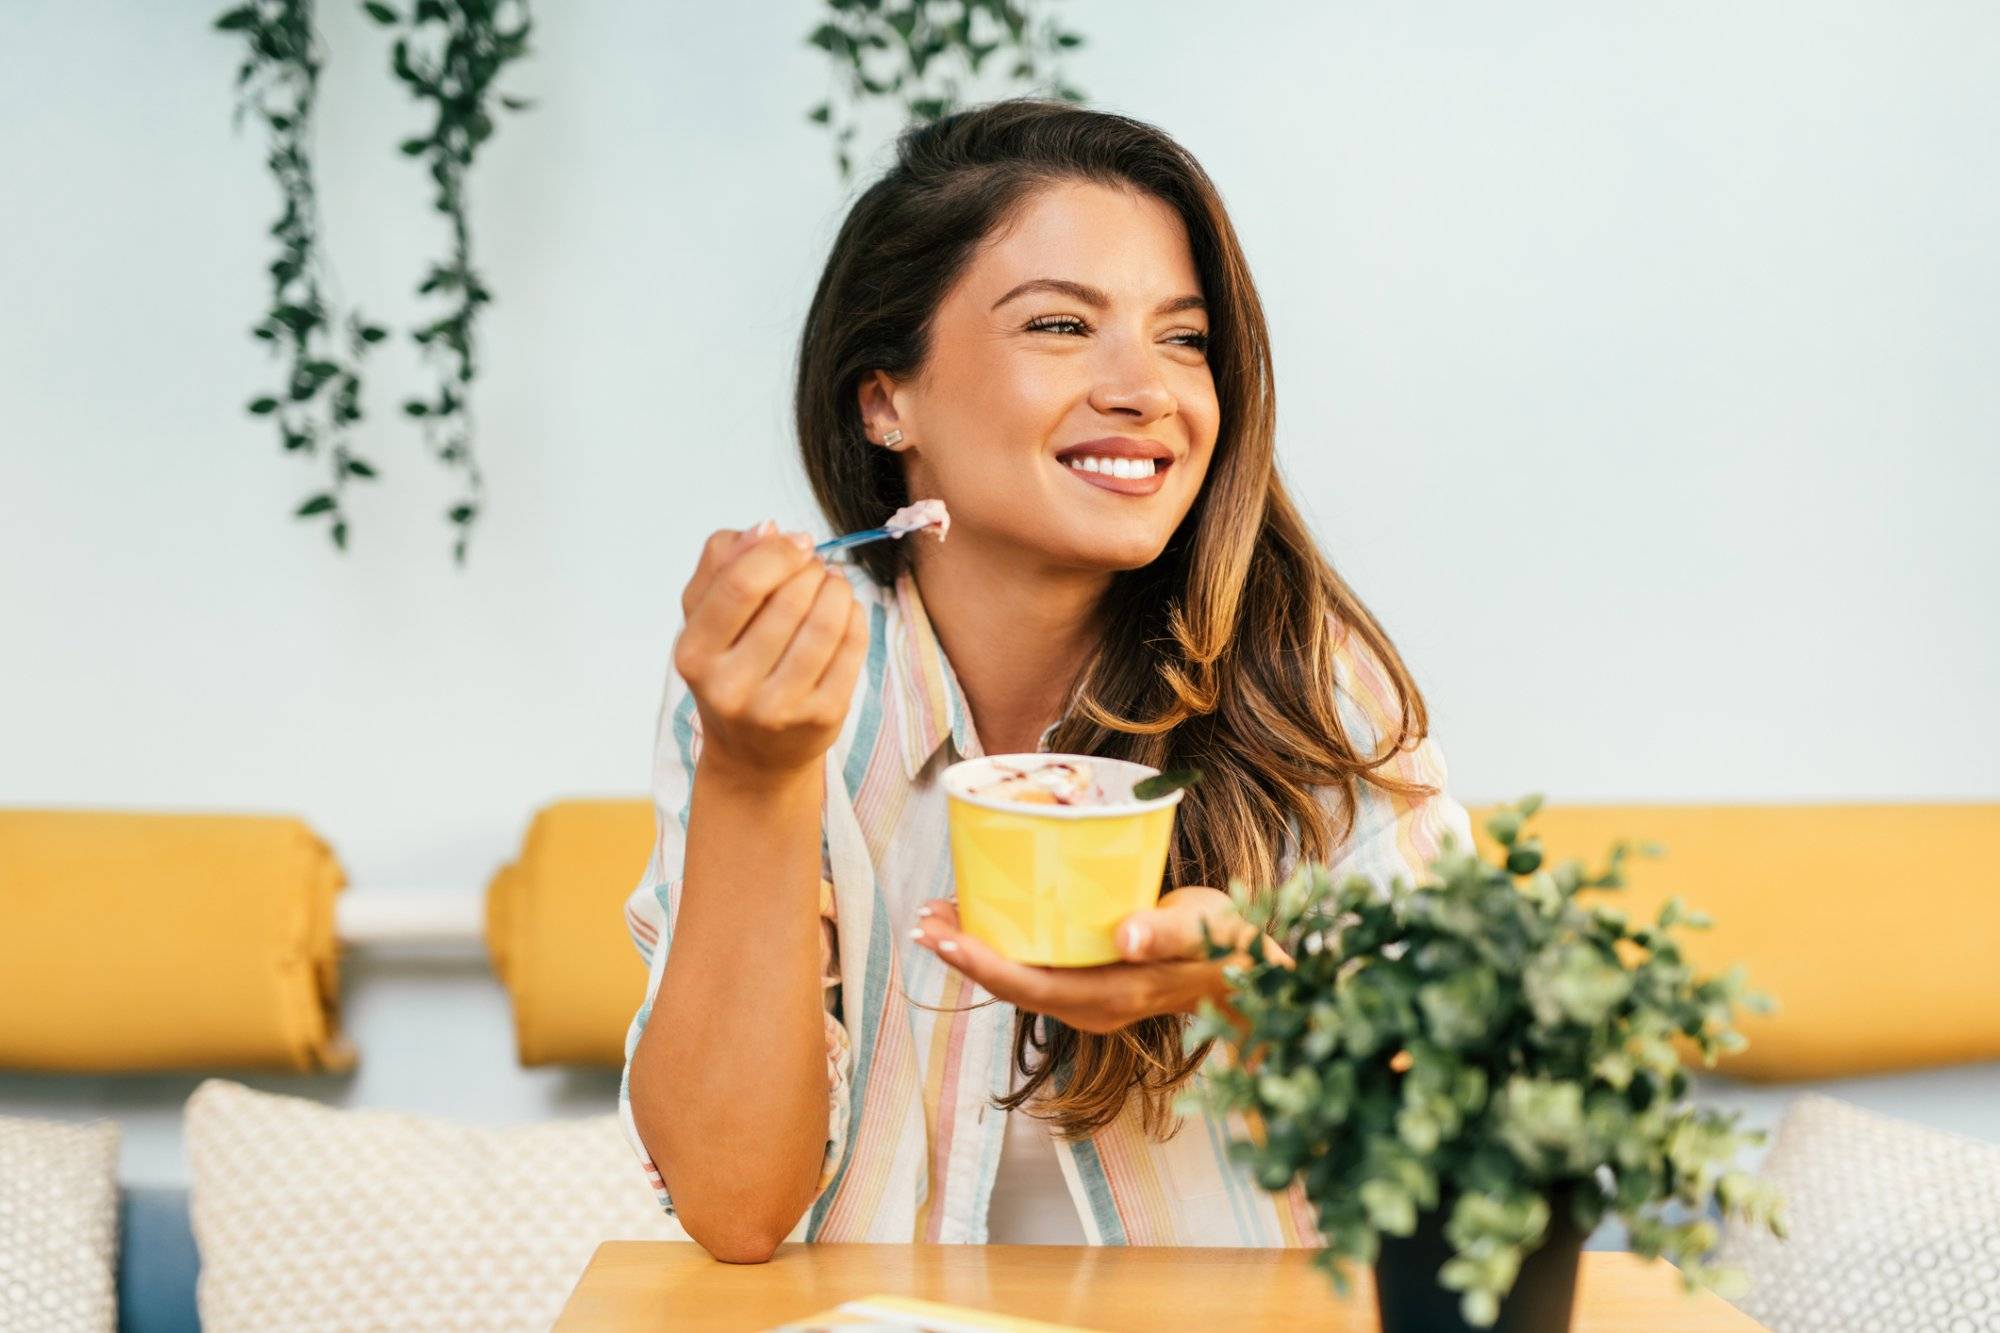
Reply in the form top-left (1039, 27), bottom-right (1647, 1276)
top-left (295, 494), bottom-right (336, 517)
top-left (499, 95), bottom-right (536, 111)
top-left (1359, 1179), bottom-right (1417, 1234)
top-left (1417, 967), bottom-right (1501, 1049)
top-left (1483, 809), bottom-right (1522, 847)
top-left (399, 137), bottom-right (430, 156)
top-left (448, 503), bottom-right (476, 524)
top-left (332, 520), bottom-right (349, 549)
top-left (247, 396), bottom-right (280, 415)
top-left (362, 2), bottom-right (401, 24)
top-left (359, 325), bottom-right (389, 343)
top-left (345, 458), bottom-right (378, 478)
top-left (213, 7), bottom-right (257, 32)
top-left (1133, 768), bottom-right (1202, 800)
top-left (806, 101), bottom-right (831, 125)
top-left (1524, 942), bottom-right (1632, 1028)
top-left (403, 401), bottom-right (430, 417)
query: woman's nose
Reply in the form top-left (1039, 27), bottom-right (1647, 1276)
top-left (1087, 342), bottom-right (1177, 420)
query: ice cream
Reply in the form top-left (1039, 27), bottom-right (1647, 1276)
top-left (967, 758), bottom-right (1105, 807)
top-left (884, 498), bottom-right (950, 542)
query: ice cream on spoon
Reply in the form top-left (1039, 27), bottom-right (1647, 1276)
top-left (884, 498), bottom-right (950, 542)
top-left (814, 497), bottom-right (951, 556)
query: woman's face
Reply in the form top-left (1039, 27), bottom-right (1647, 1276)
top-left (859, 180), bottom-right (1220, 573)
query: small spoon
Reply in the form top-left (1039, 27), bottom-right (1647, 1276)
top-left (813, 498), bottom-right (951, 556)
top-left (813, 528), bottom-right (899, 555)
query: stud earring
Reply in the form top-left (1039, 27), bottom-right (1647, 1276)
top-left (882, 429), bottom-right (904, 449)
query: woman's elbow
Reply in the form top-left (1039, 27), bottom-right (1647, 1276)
top-left (682, 1207), bottom-right (799, 1264)
top-left (693, 1227), bottom-right (783, 1265)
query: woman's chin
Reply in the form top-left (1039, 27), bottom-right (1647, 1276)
top-left (1043, 525), bottom-right (1173, 573)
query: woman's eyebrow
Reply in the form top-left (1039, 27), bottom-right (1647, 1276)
top-left (991, 277), bottom-right (1206, 316)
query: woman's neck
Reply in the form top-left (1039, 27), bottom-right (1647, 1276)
top-left (909, 538), bottom-right (1108, 757)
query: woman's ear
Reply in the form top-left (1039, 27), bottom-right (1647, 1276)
top-left (856, 370), bottom-right (912, 451)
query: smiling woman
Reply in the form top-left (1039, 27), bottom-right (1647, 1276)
top-left (619, 97), bottom-right (1474, 1260)
top-left (848, 181), bottom-right (1220, 573)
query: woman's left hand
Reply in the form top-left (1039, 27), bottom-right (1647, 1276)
top-left (909, 886), bottom-right (1292, 1035)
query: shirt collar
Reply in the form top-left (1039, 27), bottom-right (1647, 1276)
top-left (887, 569), bottom-right (1068, 779)
top-left (889, 569), bottom-right (980, 779)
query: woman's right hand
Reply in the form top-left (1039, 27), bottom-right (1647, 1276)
top-left (674, 520), bottom-right (869, 782)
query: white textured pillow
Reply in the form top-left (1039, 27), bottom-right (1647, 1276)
top-left (184, 1078), bottom-right (689, 1332)
top-left (1717, 1092), bottom-right (2000, 1333)
top-left (0, 1114), bottom-right (119, 1333)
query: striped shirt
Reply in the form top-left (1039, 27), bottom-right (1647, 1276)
top-left (618, 561), bottom-right (1474, 1246)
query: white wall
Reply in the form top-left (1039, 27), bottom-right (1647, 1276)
top-left (3, 2), bottom-right (1996, 1186)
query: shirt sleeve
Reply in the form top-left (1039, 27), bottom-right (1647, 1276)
top-left (616, 657), bottom-right (854, 1219)
top-left (1309, 621), bottom-right (1478, 892)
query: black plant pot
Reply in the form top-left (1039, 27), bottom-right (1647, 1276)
top-left (1372, 1180), bottom-right (1587, 1333)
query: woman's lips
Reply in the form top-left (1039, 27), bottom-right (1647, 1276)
top-left (1058, 457), bottom-right (1171, 497)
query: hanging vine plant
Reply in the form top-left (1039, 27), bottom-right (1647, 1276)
top-left (218, 0), bottom-right (531, 564)
top-left (367, 0), bottom-right (535, 566)
top-left (217, 0), bottom-right (388, 553)
top-left (806, 0), bottom-right (1087, 180)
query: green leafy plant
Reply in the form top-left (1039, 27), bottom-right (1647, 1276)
top-left (217, 0), bottom-right (389, 552)
top-left (1185, 795), bottom-right (1788, 1328)
top-left (805, 0), bottom-right (1087, 181)
top-left (368, 0), bottom-right (535, 565)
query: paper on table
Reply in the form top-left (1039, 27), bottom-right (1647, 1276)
top-left (761, 1293), bottom-right (1099, 1332)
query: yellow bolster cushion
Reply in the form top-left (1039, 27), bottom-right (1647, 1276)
top-left (0, 808), bottom-right (354, 1073)
top-left (1467, 802), bottom-right (2000, 1081)
top-left (485, 798), bottom-right (656, 1067)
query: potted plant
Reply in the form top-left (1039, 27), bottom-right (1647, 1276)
top-left (1184, 795), bottom-right (1789, 1332)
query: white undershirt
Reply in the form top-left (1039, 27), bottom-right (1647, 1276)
top-left (983, 1108), bottom-right (1088, 1244)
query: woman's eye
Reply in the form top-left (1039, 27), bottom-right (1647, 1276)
top-left (1024, 316), bottom-right (1210, 354)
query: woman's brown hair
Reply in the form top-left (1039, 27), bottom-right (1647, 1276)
top-left (794, 97), bottom-right (1442, 1141)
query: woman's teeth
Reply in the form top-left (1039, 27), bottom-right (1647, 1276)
top-left (1063, 455), bottom-right (1158, 479)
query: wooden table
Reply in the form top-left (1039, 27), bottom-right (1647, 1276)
top-left (554, 1241), bottom-right (1767, 1330)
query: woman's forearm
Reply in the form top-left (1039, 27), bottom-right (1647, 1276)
top-left (627, 756), bottom-right (833, 1262)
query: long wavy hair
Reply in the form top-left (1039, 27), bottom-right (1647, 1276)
top-left (794, 98), bottom-right (1442, 1141)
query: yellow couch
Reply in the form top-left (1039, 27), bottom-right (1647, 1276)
top-left (485, 798), bottom-right (2000, 1082)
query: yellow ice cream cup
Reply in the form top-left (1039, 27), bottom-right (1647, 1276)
top-left (942, 754), bottom-right (1184, 967)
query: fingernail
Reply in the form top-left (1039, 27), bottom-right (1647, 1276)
top-left (907, 926), bottom-right (926, 941)
top-left (785, 530), bottom-right (813, 551)
top-left (754, 519), bottom-right (778, 537)
top-left (1121, 924), bottom-right (1149, 955)
top-left (916, 905), bottom-right (933, 918)
top-left (938, 940), bottom-right (958, 954)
